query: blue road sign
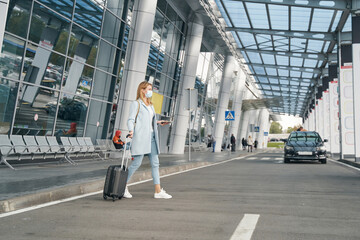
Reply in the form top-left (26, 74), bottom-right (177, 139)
top-left (264, 132), bottom-right (268, 136)
top-left (254, 126), bottom-right (260, 132)
top-left (82, 80), bottom-right (88, 86)
top-left (225, 111), bottom-right (235, 121)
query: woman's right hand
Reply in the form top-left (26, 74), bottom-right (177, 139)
top-left (128, 131), bottom-right (133, 138)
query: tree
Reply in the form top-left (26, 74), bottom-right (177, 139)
top-left (270, 121), bottom-right (283, 134)
top-left (286, 124), bottom-right (302, 133)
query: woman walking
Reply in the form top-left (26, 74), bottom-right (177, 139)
top-left (247, 135), bottom-right (253, 153)
top-left (124, 81), bottom-right (172, 199)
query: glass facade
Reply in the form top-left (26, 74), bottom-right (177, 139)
top-left (145, 0), bottom-right (186, 118)
top-left (1, 0), bottom-right (133, 140)
top-left (193, 52), bottom-right (224, 143)
top-left (143, 0), bottom-right (186, 151)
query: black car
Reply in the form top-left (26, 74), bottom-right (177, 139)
top-left (284, 131), bottom-right (327, 164)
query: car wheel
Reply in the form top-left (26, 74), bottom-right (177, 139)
top-left (320, 158), bottom-right (327, 164)
top-left (284, 158), bottom-right (290, 163)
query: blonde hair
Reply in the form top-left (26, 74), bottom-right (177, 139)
top-left (136, 81), bottom-right (153, 105)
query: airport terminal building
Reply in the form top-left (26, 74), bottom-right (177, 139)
top-left (1, 0), bottom-right (359, 159)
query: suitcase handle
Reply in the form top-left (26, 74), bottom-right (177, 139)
top-left (121, 136), bottom-right (131, 169)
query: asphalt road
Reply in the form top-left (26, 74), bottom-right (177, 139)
top-left (1, 150), bottom-right (360, 240)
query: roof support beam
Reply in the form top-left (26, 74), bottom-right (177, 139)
top-left (248, 63), bottom-right (321, 74)
top-left (251, 73), bottom-right (316, 81)
top-left (238, 48), bottom-right (336, 61)
top-left (230, 0), bottom-right (350, 10)
top-left (225, 27), bottom-right (335, 41)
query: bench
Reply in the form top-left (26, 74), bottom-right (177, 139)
top-left (0, 135), bottom-right (110, 170)
top-left (82, 137), bottom-right (104, 160)
top-left (191, 142), bottom-right (208, 152)
top-left (1, 135), bottom-right (66, 170)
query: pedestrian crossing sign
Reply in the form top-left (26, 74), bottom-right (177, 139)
top-left (225, 111), bottom-right (235, 121)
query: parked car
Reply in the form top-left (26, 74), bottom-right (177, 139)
top-left (284, 131), bottom-right (327, 164)
top-left (269, 138), bottom-right (279, 142)
top-left (45, 97), bottom-right (87, 121)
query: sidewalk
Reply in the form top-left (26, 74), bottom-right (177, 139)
top-left (0, 149), bottom-right (266, 214)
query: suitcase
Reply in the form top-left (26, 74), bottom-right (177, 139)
top-left (103, 136), bottom-right (131, 201)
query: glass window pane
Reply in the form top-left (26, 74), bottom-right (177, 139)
top-left (269, 4), bottom-right (288, 30)
top-left (0, 80), bottom-right (18, 134)
top-left (63, 59), bottom-right (94, 97)
top-left (29, 3), bottom-right (71, 55)
top-left (157, 0), bottom-right (167, 15)
top-left (148, 45), bottom-right (159, 69)
top-left (102, 10), bottom-right (123, 46)
top-left (55, 93), bottom-right (88, 136)
top-left (14, 84), bottom-right (59, 136)
top-left (0, 34), bottom-right (25, 80)
top-left (91, 71), bottom-right (116, 102)
top-left (5, 0), bottom-right (32, 38)
top-left (105, 0), bottom-right (125, 19)
top-left (23, 42), bottom-right (65, 92)
top-left (160, 19), bottom-right (174, 54)
top-left (291, 7), bottom-right (311, 31)
top-left (86, 100), bottom-right (112, 140)
top-left (145, 66), bottom-right (156, 83)
top-left (165, 4), bottom-right (178, 22)
top-left (68, 25), bottom-right (99, 66)
top-left (37, 0), bottom-right (74, 19)
top-left (74, 0), bottom-right (103, 36)
top-left (96, 40), bottom-right (116, 73)
top-left (152, 10), bottom-right (164, 50)
top-left (245, 3), bottom-right (269, 29)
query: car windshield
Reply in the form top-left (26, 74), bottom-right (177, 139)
top-left (288, 132), bottom-right (321, 142)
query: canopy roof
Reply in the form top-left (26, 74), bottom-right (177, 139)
top-left (214, 0), bottom-right (352, 116)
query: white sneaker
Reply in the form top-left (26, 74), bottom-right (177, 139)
top-left (154, 188), bottom-right (172, 199)
top-left (123, 187), bottom-right (132, 198)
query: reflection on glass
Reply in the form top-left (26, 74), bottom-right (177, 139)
top-left (96, 40), bottom-right (116, 73)
top-left (55, 93), bottom-right (88, 137)
top-left (0, 80), bottom-right (18, 134)
top-left (68, 25), bottom-right (99, 66)
top-left (63, 59), bottom-right (93, 97)
top-left (86, 100), bottom-right (112, 140)
top-left (37, 0), bottom-right (74, 19)
top-left (152, 10), bottom-right (164, 49)
top-left (102, 10), bottom-right (122, 46)
top-left (22, 43), bottom-right (65, 93)
top-left (0, 34), bottom-right (24, 80)
top-left (92, 71), bottom-right (116, 102)
top-left (5, 0), bottom-right (32, 38)
top-left (165, 4), bottom-right (178, 23)
top-left (14, 84), bottom-right (58, 136)
top-left (74, 0), bottom-right (103, 36)
top-left (29, 3), bottom-right (71, 55)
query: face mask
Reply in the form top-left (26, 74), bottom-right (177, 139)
top-left (145, 90), bottom-right (153, 98)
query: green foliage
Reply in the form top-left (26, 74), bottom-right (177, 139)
top-left (267, 142), bottom-right (285, 148)
top-left (286, 124), bottom-right (302, 133)
top-left (270, 121), bottom-right (283, 134)
top-left (6, 10), bottom-right (31, 38)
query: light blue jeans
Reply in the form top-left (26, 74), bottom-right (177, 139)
top-left (127, 133), bottom-right (160, 185)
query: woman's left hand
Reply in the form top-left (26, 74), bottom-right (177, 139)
top-left (158, 120), bottom-right (170, 126)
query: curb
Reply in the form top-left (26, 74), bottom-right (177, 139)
top-left (0, 161), bottom-right (212, 214)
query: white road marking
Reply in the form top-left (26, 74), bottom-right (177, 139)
top-left (229, 214), bottom-right (260, 240)
top-left (0, 154), bottom-right (255, 218)
top-left (274, 158), bottom-right (283, 160)
top-left (261, 157), bottom-right (270, 160)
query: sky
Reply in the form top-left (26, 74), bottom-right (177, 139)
top-left (277, 115), bottom-right (303, 131)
